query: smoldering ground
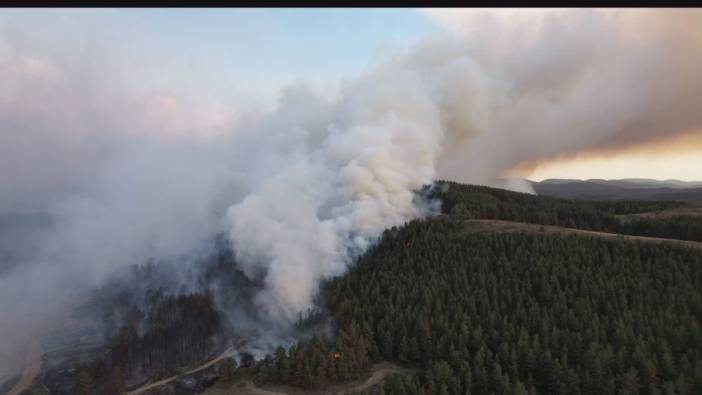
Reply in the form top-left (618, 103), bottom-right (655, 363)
top-left (2, 8), bottom-right (702, 379)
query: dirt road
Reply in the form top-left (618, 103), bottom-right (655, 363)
top-left (124, 346), bottom-right (238, 395)
top-left (204, 362), bottom-right (411, 395)
top-left (461, 219), bottom-right (702, 249)
top-left (324, 362), bottom-right (411, 394)
top-left (241, 381), bottom-right (288, 395)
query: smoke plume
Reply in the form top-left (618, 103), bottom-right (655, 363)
top-left (424, 8), bottom-right (702, 184)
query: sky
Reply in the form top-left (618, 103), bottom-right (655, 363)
top-left (0, 9), bottom-right (439, 107)
top-left (524, 133), bottom-right (702, 181)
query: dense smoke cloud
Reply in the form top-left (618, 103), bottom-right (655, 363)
top-left (424, 8), bottom-right (702, 183)
top-left (0, 34), bottom-right (234, 213)
top-left (227, 79), bottom-right (441, 321)
top-left (2, 8), bottom-right (702, 379)
top-left (0, 36), bottom-right (243, 379)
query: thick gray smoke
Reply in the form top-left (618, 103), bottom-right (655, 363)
top-left (424, 8), bottom-right (702, 185)
top-left (1, 8), bottom-right (702, 380)
top-left (227, 80), bottom-right (441, 322)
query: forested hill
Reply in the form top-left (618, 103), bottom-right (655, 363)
top-left (245, 182), bottom-right (702, 395)
top-left (47, 182), bottom-right (702, 395)
top-left (430, 181), bottom-right (702, 243)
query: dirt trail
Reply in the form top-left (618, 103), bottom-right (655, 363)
top-left (323, 362), bottom-right (411, 394)
top-left (462, 219), bottom-right (702, 249)
top-left (124, 346), bottom-right (237, 395)
top-left (241, 381), bottom-right (287, 395)
top-left (205, 362), bottom-right (411, 395)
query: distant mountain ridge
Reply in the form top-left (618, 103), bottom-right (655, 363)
top-left (529, 178), bottom-right (702, 205)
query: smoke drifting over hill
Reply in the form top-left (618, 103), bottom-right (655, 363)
top-left (1, 8), bottom-right (702, 377)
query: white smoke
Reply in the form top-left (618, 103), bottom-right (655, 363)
top-left (2, 8), bottom-right (702, 378)
top-left (228, 8), bottom-right (702, 323)
top-left (227, 76), bottom-right (441, 321)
